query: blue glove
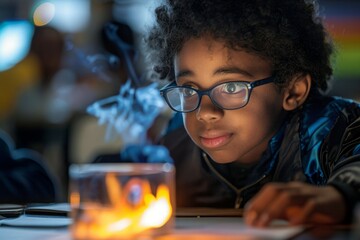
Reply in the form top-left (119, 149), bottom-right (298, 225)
top-left (120, 144), bottom-right (173, 163)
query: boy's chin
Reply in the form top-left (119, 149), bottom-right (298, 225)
top-left (206, 152), bottom-right (238, 164)
top-left (207, 151), bottom-right (256, 165)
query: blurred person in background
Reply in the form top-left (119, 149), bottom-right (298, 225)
top-left (0, 25), bottom-right (63, 203)
top-left (0, 129), bottom-right (58, 203)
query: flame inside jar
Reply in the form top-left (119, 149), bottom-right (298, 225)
top-left (69, 163), bottom-right (175, 240)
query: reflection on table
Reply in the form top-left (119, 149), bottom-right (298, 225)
top-left (0, 204), bottom-right (358, 240)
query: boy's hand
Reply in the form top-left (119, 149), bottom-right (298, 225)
top-left (244, 182), bottom-right (346, 227)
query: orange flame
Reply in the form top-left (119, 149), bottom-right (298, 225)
top-left (71, 173), bottom-right (173, 239)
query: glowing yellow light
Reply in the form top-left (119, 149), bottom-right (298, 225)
top-left (33, 2), bottom-right (55, 26)
top-left (71, 175), bottom-right (173, 239)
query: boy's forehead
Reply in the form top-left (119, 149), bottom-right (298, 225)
top-left (174, 37), bottom-right (273, 79)
top-left (176, 37), bottom-right (271, 66)
top-left (177, 37), bottom-right (232, 60)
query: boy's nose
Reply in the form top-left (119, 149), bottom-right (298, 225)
top-left (196, 95), bottom-right (222, 122)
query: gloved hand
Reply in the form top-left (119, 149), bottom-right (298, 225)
top-left (120, 144), bottom-right (173, 163)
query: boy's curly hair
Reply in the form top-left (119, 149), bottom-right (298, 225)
top-left (145, 0), bottom-right (334, 91)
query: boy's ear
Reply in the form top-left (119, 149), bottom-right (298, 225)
top-left (282, 74), bottom-right (311, 111)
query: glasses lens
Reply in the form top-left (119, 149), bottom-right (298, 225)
top-left (165, 87), bottom-right (199, 112)
top-left (211, 82), bottom-right (249, 109)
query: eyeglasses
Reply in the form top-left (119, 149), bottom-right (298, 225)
top-left (160, 76), bottom-right (275, 113)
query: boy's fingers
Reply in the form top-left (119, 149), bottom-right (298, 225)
top-left (245, 183), bottom-right (347, 227)
top-left (250, 189), bottom-right (308, 227)
top-left (256, 190), bottom-right (301, 227)
top-left (244, 183), bottom-right (289, 226)
top-left (245, 182), bottom-right (315, 227)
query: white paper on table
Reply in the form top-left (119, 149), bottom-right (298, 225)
top-left (0, 227), bottom-right (70, 240)
top-left (175, 217), bottom-right (305, 240)
top-left (0, 214), bottom-right (72, 228)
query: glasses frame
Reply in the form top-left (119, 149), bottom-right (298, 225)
top-left (160, 75), bottom-right (275, 113)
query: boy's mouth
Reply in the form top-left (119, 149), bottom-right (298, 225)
top-left (199, 134), bottom-right (232, 149)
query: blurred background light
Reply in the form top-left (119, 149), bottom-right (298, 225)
top-left (32, 0), bottom-right (90, 33)
top-left (0, 21), bottom-right (34, 72)
top-left (323, 1), bottom-right (360, 79)
top-left (113, 0), bottom-right (158, 34)
top-left (320, 1), bottom-right (360, 100)
top-left (33, 2), bottom-right (55, 26)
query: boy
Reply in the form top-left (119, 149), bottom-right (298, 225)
top-left (145, 0), bottom-right (360, 226)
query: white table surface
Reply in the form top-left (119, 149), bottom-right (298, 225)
top-left (0, 215), bottom-right (305, 240)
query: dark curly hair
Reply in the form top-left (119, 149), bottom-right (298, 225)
top-left (145, 0), bottom-right (334, 91)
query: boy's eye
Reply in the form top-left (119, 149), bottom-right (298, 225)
top-left (183, 87), bottom-right (197, 97)
top-left (221, 82), bottom-right (245, 94)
